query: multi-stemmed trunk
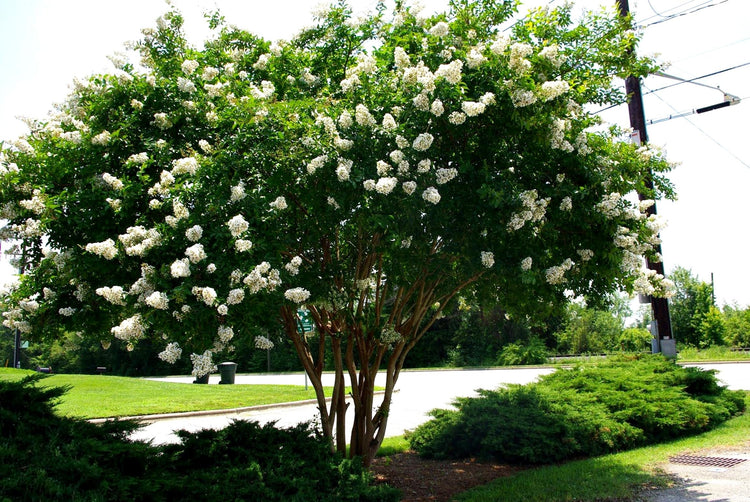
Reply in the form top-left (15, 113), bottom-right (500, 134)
top-left (280, 258), bottom-right (478, 466)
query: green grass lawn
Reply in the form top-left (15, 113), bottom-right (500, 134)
top-left (454, 393), bottom-right (750, 501)
top-left (0, 368), bottom-right (334, 419)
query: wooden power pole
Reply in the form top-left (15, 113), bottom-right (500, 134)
top-left (617, 0), bottom-right (675, 355)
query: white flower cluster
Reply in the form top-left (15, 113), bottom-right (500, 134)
top-left (190, 350), bottom-right (216, 378)
top-left (19, 193), bottom-right (46, 215)
top-left (435, 168), bottom-right (458, 185)
top-left (412, 133), bottom-right (434, 152)
top-left (422, 186), bottom-right (441, 204)
top-left (158, 342), bottom-right (182, 364)
top-left (181, 59), bottom-right (199, 75)
top-left (507, 190), bottom-right (550, 231)
top-left (379, 325), bottom-right (402, 345)
top-left (374, 177), bottom-right (398, 194)
top-left (634, 269), bottom-right (675, 298)
top-left (539, 80), bottom-right (570, 102)
top-left (596, 193), bottom-right (623, 219)
top-left (145, 291), bottom-right (169, 310)
top-left (511, 89), bottom-right (536, 108)
top-left (127, 152), bottom-right (149, 164)
top-left (91, 130), bottom-right (111, 145)
top-left (153, 113), bottom-right (173, 130)
top-left (269, 196), bottom-right (287, 210)
top-left (217, 325), bottom-right (234, 343)
top-left (96, 285), bottom-right (127, 305)
top-left (85, 239), bottom-right (118, 260)
top-left (550, 118), bottom-right (573, 152)
top-left (577, 249), bottom-right (594, 261)
top-left (185, 243), bottom-right (207, 263)
top-left (480, 251), bottom-right (494, 268)
top-left (355, 104), bottom-right (376, 127)
top-left (171, 156), bottom-right (198, 176)
top-left (118, 226), bottom-right (161, 256)
top-left (285, 255), bottom-right (303, 276)
top-left (171, 258), bottom-right (191, 278)
top-left (58, 307), bottom-right (76, 316)
top-left (227, 288), bottom-right (245, 305)
top-left (243, 262), bottom-right (281, 294)
top-left (285, 287), bottom-right (310, 304)
top-left (434, 60), bottom-right (463, 85)
top-left (336, 159), bottom-right (352, 181)
top-left (102, 172), bottom-right (124, 190)
top-left (227, 214), bottom-right (249, 237)
top-left (111, 314), bottom-right (146, 341)
top-left (254, 335), bottom-right (275, 350)
top-left (235, 239), bottom-right (253, 252)
top-left (509, 42), bottom-right (533, 73)
top-left (230, 182), bottom-right (246, 202)
top-left (521, 257), bottom-right (533, 271)
top-left (560, 196), bottom-right (573, 211)
top-left (306, 154), bottom-right (328, 174)
top-left (185, 225), bottom-right (203, 242)
top-left (192, 286), bottom-right (217, 306)
top-left (545, 258), bottom-right (574, 285)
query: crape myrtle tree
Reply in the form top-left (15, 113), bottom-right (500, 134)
top-left (0, 0), bottom-right (675, 464)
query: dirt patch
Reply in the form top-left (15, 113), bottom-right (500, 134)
top-left (370, 451), bottom-right (522, 502)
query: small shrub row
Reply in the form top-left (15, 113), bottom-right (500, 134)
top-left (1, 375), bottom-right (399, 501)
top-left (408, 355), bottom-right (745, 464)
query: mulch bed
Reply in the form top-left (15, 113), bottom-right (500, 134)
top-left (370, 451), bottom-right (522, 502)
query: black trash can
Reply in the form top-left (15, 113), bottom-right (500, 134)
top-left (218, 362), bottom-right (237, 384)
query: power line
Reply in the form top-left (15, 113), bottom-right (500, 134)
top-left (643, 83), bottom-right (750, 170)
top-left (643, 61), bottom-right (750, 96)
top-left (638, 0), bottom-right (729, 28)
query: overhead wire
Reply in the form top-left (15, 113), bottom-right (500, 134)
top-left (638, 0), bottom-right (729, 28)
top-left (643, 83), bottom-right (750, 170)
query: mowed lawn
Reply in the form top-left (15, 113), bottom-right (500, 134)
top-left (0, 368), bottom-right (329, 419)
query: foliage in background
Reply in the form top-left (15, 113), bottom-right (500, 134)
top-left (407, 355), bottom-right (745, 464)
top-left (0, 375), bottom-right (399, 501)
top-left (669, 266), bottom-right (720, 348)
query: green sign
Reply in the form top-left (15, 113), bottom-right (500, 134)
top-left (296, 309), bottom-right (315, 334)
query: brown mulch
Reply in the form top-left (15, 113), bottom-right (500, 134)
top-left (369, 451), bottom-right (523, 502)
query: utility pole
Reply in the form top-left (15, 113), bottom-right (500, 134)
top-left (617, 0), bottom-right (675, 355)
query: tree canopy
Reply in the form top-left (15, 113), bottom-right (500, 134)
top-left (0, 0), bottom-right (674, 463)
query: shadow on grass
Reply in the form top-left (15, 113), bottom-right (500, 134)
top-left (454, 455), bottom-right (672, 502)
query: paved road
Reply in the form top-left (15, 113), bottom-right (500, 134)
top-left (132, 363), bottom-right (749, 445)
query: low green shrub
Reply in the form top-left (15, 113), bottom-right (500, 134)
top-left (0, 375), bottom-right (399, 501)
top-left (408, 355), bottom-right (745, 464)
top-left (496, 336), bottom-right (549, 366)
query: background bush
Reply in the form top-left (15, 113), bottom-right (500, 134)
top-left (408, 355), bottom-right (745, 464)
top-left (0, 375), bottom-right (399, 501)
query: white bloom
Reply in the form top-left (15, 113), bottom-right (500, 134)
top-left (217, 304), bottom-right (229, 316)
top-left (422, 186), bottom-right (441, 204)
top-left (227, 214), bottom-right (249, 237)
top-left (177, 77), bottom-right (196, 93)
top-left (481, 251), bottom-right (494, 268)
top-left (270, 196), bottom-right (287, 210)
top-left (92, 130), bottom-right (111, 145)
top-left (153, 113), bottom-right (172, 129)
top-left (171, 157), bottom-right (199, 175)
top-left (435, 60), bottom-right (463, 85)
top-left (511, 89), bottom-right (536, 108)
top-left (382, 113), bottom-right (398, 131)
top-left (58, 307), bottom-right (76, 316)
top-left (521, 257), bottom-right (533, 271)
top-left (430, 21), bottom-right (450, 37)
top-left (192, 286), bottom-right (217, 306)
top-left (185, 225), bottom-right (203, 242)
top-left (363, 179), bottom-right (376, 191)
top-left (448, 111), bottom-right (466, 125)
top-left (227, 288), bottom-right (245, 305)
top-left (145, 291), bottom-right (169, 310)
top-left (206, 263), bottom-right (216, 273)
top-left (284, 287), bottom-right (310, 303)
top-left (462, 101), bottom-right (486, 117)
top-left (170, 258), bottom-right (191, 278)
top-left (577, 249), bottom-right (594, 261)
top-left (560, 196), bottom-right (572, 211)
top-left (402, 181), bottom-right (417, 195)
top-left (217, 324), bottom-right (233, 342)
top-left (96, 285), bottom-right (127, 305)
top-left (111, 314), bottom-right (146, 341)
top-left (417, 159), bottom-right (431, 173)
top-left (355, 104), bottom-right (376, 127)
top-left (190, 350), bottom-right (216, 378)
top-left (235, 239), bottom-right (253, 252)
top-left (255, 335), bottom-right (275, 350)
top-left (102, 172), bottom-right (124, 190)
top-left (430, 99), bottom-right (445, 116)
top-left (198, 139), bottom-right (212, 153)
top-left (306, 155), bottom-right (328, 174)
top-left (230, 182), bottom-right (246, 202)
top-left (185, 243), bottom-right (207, 263)
top-left (85, 239), bottom-right (118, 260)
top-left (375, 177), bottom-right (398, 194)
top-left (119, 226), bottom-right (161, 256)
top-left (394, 47), bottom-right (411, 68)
top-left (127, 152), bottom-right (149, 164)
top-left (412, 93), bottom-right (430, 111)
top-left (336, 159), bottom-right (352, 181)
top-left (327, 196), bottom-right (340, 209)
top-left (412, 133), bottom-right (434, 152)
top-left (158, 342), bottom-right (182, 364)
top-left (338, 110), bottom-right (353, 129)
top-left (435, 168), bottom-right (458, 184)
top-left (539, 80), bottom-right (570, 101)
top-left (181, 59), bottom-right (199, 75)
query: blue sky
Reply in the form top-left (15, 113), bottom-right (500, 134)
top-left (1, 0), bottom-right (749, 309)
